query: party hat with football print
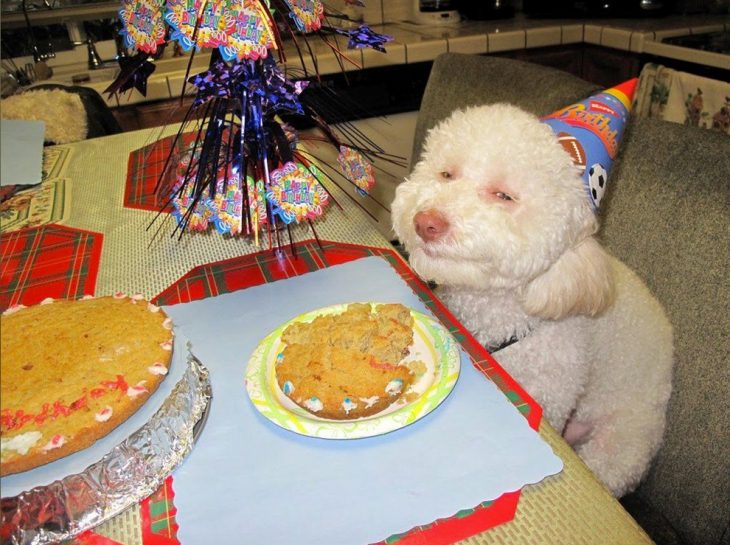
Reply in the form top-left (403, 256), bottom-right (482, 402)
top-left (541, 78), bottom-right (638, 210)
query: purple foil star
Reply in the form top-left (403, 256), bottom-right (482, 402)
top-left (188, 58), bottom-right (309, 113)
top-left (103, 53), bottom-right (156, 98)
top-left (335, 24), bottom-right (393, 52)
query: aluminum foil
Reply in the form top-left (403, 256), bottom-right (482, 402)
top-left (1, 352), bottom-right (212, 545)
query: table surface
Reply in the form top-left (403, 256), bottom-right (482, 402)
top-left (0, 127), bottom-right (653, 545)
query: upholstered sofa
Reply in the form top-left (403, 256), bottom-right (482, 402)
top-left (408, 53), bottom-right (730, 545)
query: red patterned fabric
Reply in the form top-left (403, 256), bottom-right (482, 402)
top-left (0, 225), bottom-right (103, 311)
top-left (140, 476), bottom-right (179, 545)
top-left (125, 133), bottom-right (196, 212)
top-left (73, 533), bottom-right (124, 545)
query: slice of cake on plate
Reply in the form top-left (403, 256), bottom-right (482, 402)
top-left (276, 303), bottom-right (416, 420)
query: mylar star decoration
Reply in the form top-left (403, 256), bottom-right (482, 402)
top-left (333, 24), bottom-right (393, 52)
top-left (103, 53), bottom-right (157, 97)
top-left (108, 0), bottom-right (402, 250)
top-left (188, 56), bottom-right (308, 112)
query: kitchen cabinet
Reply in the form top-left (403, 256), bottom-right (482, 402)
top-left (494, 45), bottom-right (585, 80)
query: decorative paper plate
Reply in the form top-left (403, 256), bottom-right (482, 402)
top-left (245, 303), bottom-right (460, 439)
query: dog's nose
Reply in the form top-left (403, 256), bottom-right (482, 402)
top-left (414, 209), bottom-right (450, 242)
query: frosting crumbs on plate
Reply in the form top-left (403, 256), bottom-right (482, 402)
top-left (0, 296), bottom-right (173, 476)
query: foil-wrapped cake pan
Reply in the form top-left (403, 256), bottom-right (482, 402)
top-left (1, 352), bottom-right (212, 545)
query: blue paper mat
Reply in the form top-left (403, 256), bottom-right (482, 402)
top-left (165, 256), bottom-right (562, 545)
top-left (1, 119), bottom-right (45, 186)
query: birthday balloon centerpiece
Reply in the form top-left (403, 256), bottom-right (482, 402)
top-left (108, 0), bottom-right (398, 249)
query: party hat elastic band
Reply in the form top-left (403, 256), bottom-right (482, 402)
top-left (542, 78), bottom-right (638, 210)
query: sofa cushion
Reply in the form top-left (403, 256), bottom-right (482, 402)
top-left (600, 117), bottom-right (730, 545)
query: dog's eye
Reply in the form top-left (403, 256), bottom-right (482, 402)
top-left (495, 192), bottom-right (513, 201)
top-left (439, 171), bottom-right (452, 180)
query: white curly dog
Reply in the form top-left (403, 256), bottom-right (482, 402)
top-left (391, 103), bottom-right (673, 497)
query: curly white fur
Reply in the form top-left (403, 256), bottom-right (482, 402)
top-left (392, 104), bottom-right (673, 497)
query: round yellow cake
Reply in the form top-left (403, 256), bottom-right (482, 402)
top-left (0, 295), bottom-right (173, 476)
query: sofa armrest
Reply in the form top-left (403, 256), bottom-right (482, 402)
top-left (600, 117), bottom-right (730, 545)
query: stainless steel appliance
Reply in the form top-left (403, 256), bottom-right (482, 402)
top-left (412, 0), bottom-right (461, 25)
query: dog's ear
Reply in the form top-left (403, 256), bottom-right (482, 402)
top-left (520, 237), bottom-right (615, 320)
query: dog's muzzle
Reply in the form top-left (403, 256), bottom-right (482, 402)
top-left (413, 209), bottom-right (450, 242)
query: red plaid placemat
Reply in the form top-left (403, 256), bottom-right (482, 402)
top-left (125, 133), bottom-right (197, 212)
top-left (0, 225), bottom-right (103, 311)
top-left (154, 239), bottom-right (542, 545)
top-left (140, 476), bottom-right (180, 545)
top-left (155, 239), bottom-right (393, 304)
top-left (70, 477), bottom-right (179, 545)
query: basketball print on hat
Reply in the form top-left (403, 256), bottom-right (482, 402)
top-left (542, 79), bottom-right (638, 210)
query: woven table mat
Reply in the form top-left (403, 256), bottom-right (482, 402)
top-left (457, 422), bottom-right (652, 545)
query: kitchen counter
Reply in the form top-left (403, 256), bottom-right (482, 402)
top-left (24, 13), bottom-right (729, 108)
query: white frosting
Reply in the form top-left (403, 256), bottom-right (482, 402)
top-left (127, 381), bottom-right (148, 398)
top-left (1, 431), bottom-right (42, 455)
top-left (160, 341), bottom-right (173, 351)
top-left (385, 379), bottom-right (404, 396)
top-left (162, 318), bottom-right (173, 330)
top-left (42, 435), bottom-right (65, 451)
top-left (342, 398), bottom-right (358, 414)
top-left (360, 396), bottom-right (380, 408)
top-left (95, 406), bottom-right (113, 422)
top-left (148, 302), bottom-right (161, 313)
top-left (2, 305), bottom-right (26, 316)
top-left (40, 297), bottom-right (55, 305)
top-left (148, 362), bottom-right (168, 375)
top-left (303, 397), bottom-right (323, 412)
top-left (113, 292), bottom-right (126, 299)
